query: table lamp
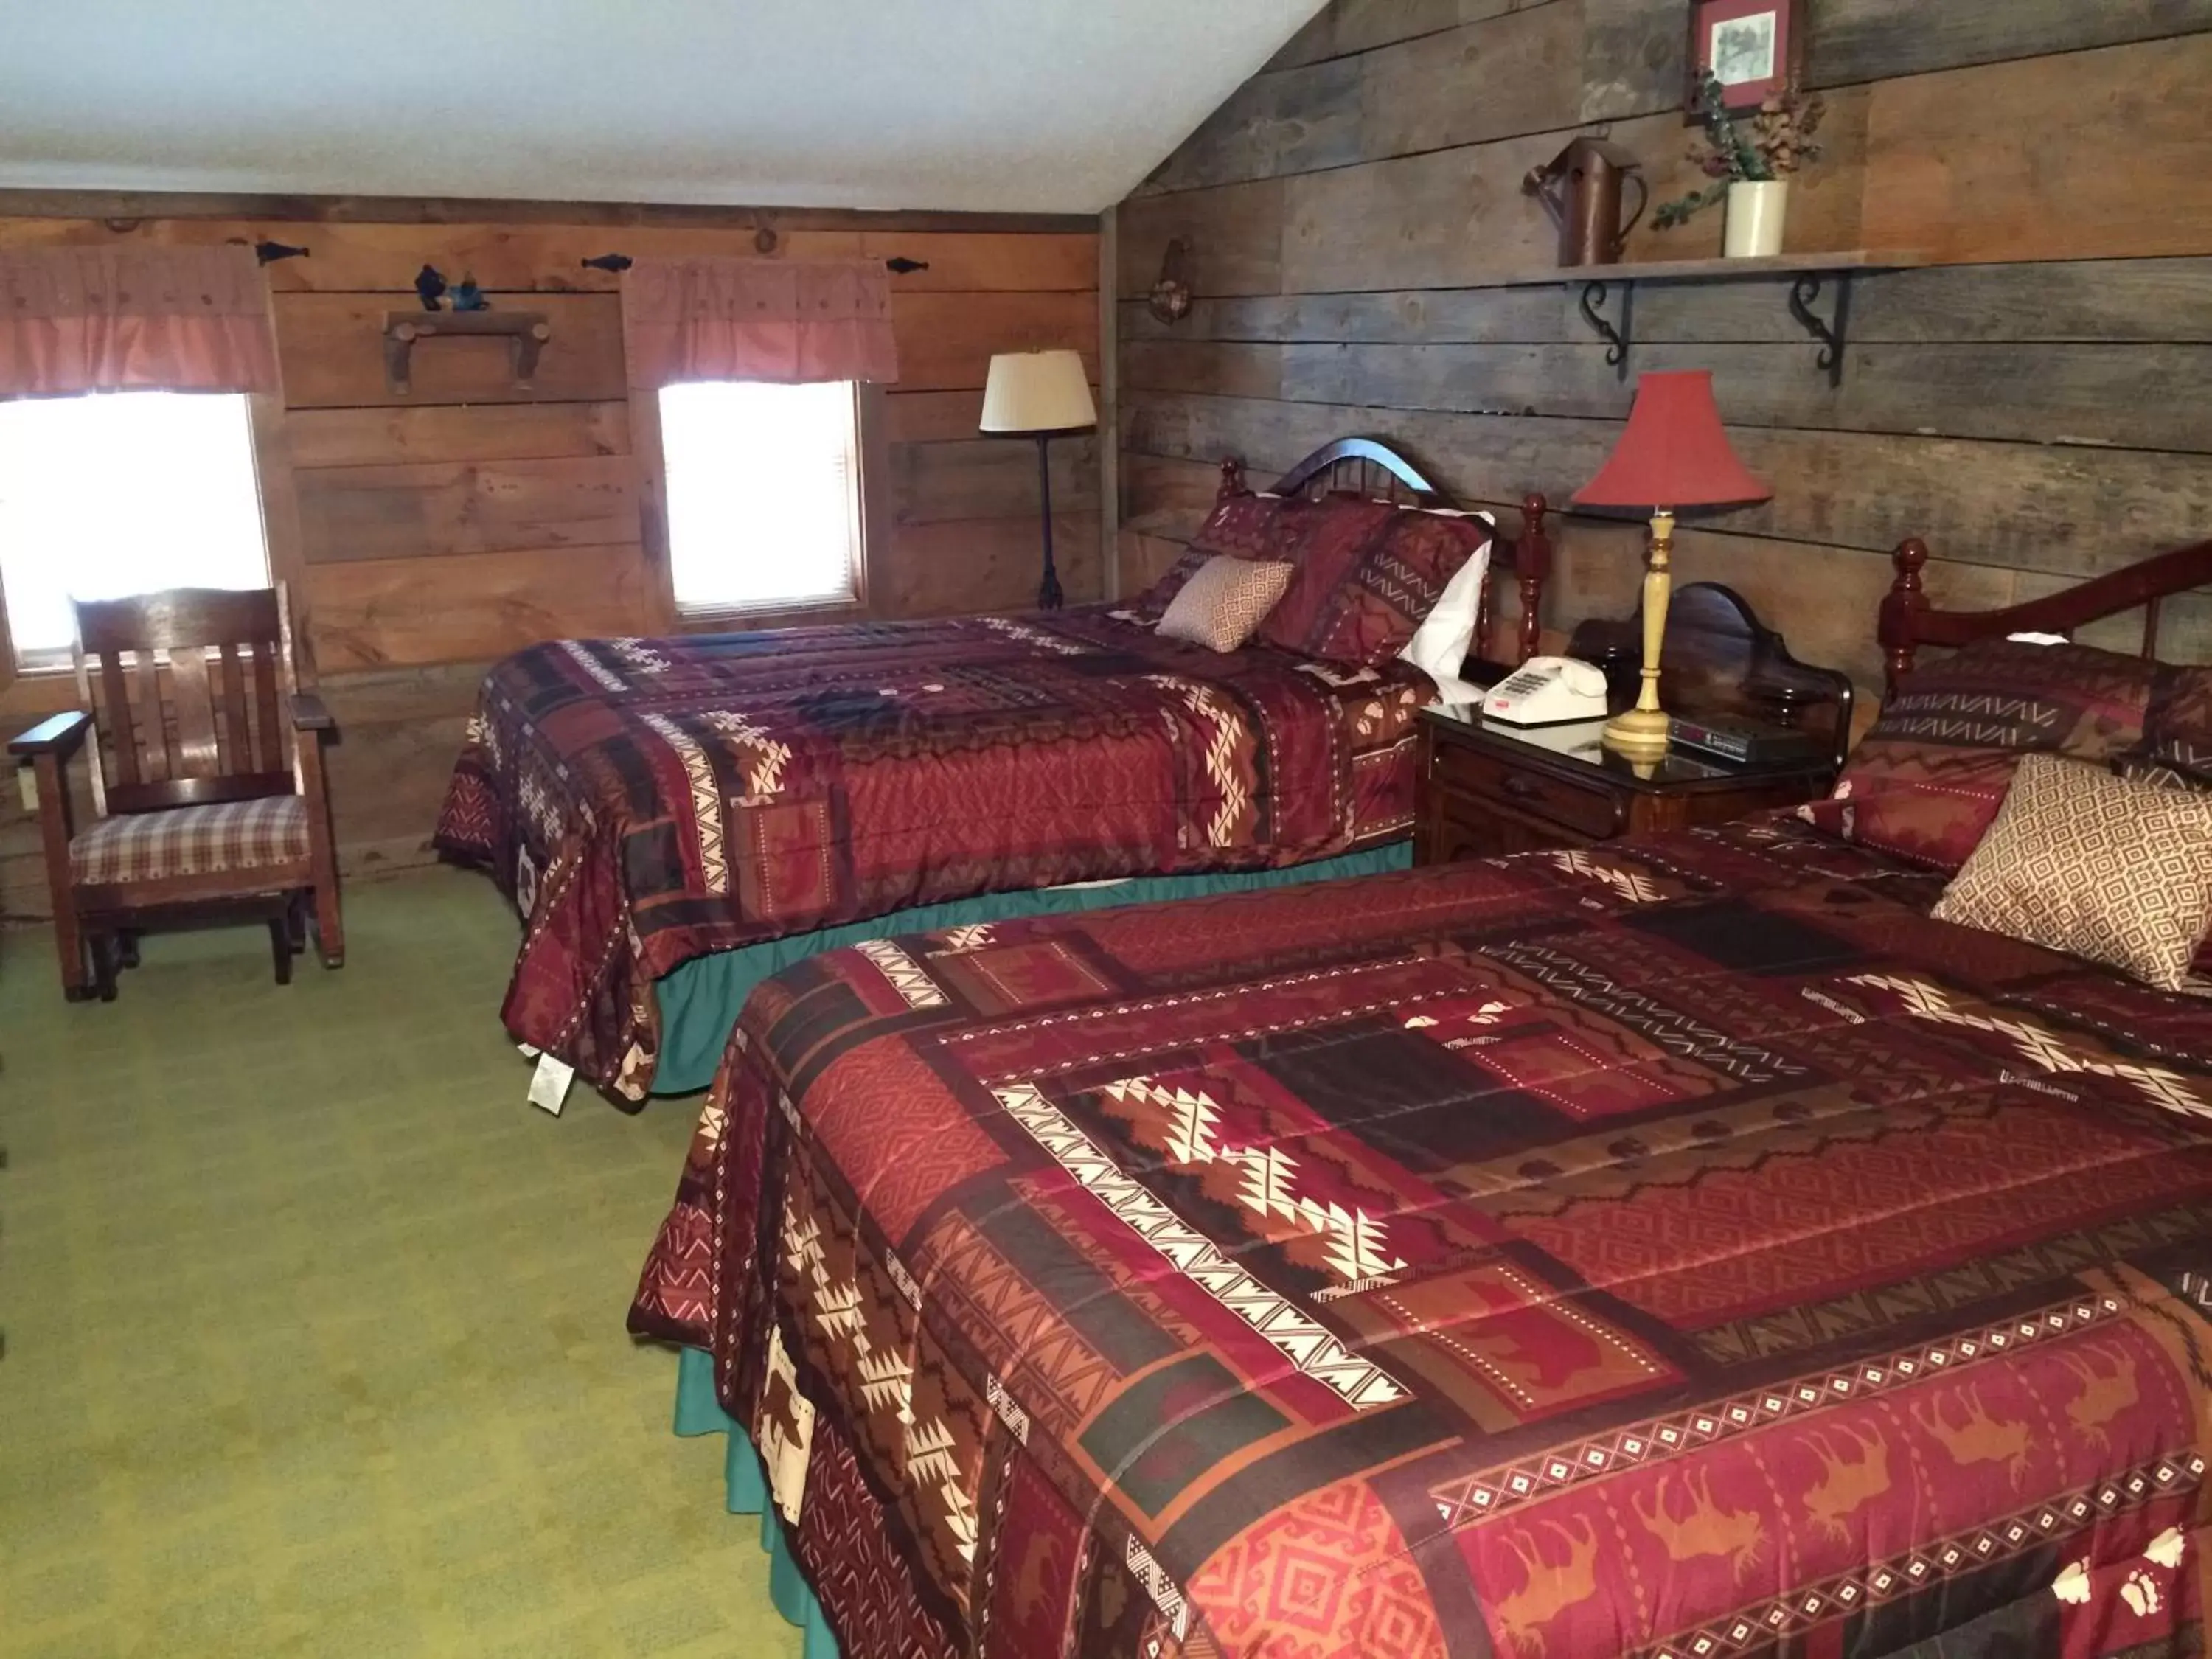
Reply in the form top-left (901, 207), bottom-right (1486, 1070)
top-left (1572, 369), bottom-right (1771, 759)
top-left (981, 349), bottom-right (1096, 609)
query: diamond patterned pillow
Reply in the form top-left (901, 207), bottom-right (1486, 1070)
top-left (1155, 555), bottom-right (1295, 653)
top-left (1931, 754), bottom-right (2212, 990)
top-left (1133, 492), bottom-right (1312, 622)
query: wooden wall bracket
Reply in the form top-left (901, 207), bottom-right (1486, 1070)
top-left (381, 310), bottom-right (551, 395)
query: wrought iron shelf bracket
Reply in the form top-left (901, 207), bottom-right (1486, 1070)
top-left (1786, 271), bottom-right (1853, 389)
top-left (1562, 256), bottom-right (1905, 386)
top-left (1576, 279), bottom-right (1633, 379)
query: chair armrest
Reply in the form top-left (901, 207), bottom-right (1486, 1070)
top-left (289, 692), bottom-right (335, 733)
top-left (8, 709), bottom-right (92, 760)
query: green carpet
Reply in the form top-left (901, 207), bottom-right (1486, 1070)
top-left (0, 869), bottom-right (796, 1658)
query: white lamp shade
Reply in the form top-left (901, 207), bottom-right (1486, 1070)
top-left (979, 349), bottom-right (1096, 434)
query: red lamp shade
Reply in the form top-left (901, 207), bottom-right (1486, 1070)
top-left (1572, 370), bottom-right (1772, 511)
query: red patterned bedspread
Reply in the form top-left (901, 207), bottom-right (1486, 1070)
top-left (434, 608), bottom-right (1425, 1093)
top-left (631, 815), bottom-right (2212, 1659)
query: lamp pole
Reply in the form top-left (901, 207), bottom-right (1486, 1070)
top-left (1034, 433), bottom-right (1062, 610)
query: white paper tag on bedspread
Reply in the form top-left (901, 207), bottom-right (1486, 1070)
top-left (527, 1053), bottom-right (575, 1116)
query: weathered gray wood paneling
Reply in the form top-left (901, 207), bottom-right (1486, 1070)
top-left (1811, 0), bottom-right (2212, 88)
top-left (1123, 260), bottom-right (2212, 349)
top-left (1116, 180), bottom-right (1284, 298)
top-left (1265, 0), bottom-right (1530, 71)
top-left (1268, 337), bottom-right (2212, 453)
top-left (1124, 392), bottom-right (2212, 578)
top-left (1119, 0), bottom-right (2212, 692)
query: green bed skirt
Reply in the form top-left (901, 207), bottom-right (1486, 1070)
top-left (650, 841), bottom-right (1412, 1094)
top-left (675, 1347), bottom-right (838, 1658)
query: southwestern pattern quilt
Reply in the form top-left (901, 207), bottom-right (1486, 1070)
top-left (631, 815), bottom-right (2212, 1659)
top-left (434, 608), bottom-right (1426, 1095)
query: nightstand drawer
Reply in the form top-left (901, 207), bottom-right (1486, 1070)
top-left (1430, 741), bottom-right (1623, 838)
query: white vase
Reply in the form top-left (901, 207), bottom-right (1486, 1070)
top-left (1724, 180), bottom-right (1789, 257)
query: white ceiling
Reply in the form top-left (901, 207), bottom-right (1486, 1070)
top-left (0, 0), bottom-right (1321, 214)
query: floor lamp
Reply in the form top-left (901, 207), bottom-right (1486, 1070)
top-left (981, 349), bottom-right (1096, 610)
top-left (1571, 369), bottom-right (1772, 759)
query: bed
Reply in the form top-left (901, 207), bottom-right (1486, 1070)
top-left (436, 439), bottom-right (1552, 1098)
top-left (627, 534), bottom-right (2212, 1658)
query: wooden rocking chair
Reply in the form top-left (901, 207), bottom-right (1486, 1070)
top-left (7, 585), bottom-right (343, 1000)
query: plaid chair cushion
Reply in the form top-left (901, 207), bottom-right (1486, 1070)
top-left (72, 796), bottom-right (310, 886)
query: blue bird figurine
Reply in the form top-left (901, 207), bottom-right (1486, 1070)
top-left (451, 276), bottom-right (488, 313)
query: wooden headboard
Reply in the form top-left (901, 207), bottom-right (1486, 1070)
top-left (1881, 535), bottom-right (2212, 695)
top-left (1215, 437), bottom-right (1551, 672)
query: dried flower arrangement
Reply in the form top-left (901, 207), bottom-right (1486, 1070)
top-left (1653, 72), bottom-right (1826, 229)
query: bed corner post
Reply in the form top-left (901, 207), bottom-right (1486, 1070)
top-left (1217, 456), bottom-right (1248, 503)
top-left (1881, 538), bottom-right (1930, 699)
top-left (1517, 493), bottom-right (1551, 664)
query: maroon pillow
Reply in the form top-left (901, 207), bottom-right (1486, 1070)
top-left (1820, 640), bottom-right (2156, 872)
top-left (1267, 507), bottom-right (1489, 667)
top-left (2117, 666), bottom-right (2212, 976)
top-left (1133, 491), bottom-right (1304, 621)
top-left (2121, 664), bottom-right (2212, 788)
top-left (1251, 497), bottom-right (1403, 656)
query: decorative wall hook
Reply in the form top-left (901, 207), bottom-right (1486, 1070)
top-left (754, 226), bottom-right (779, 254)
top-left (252, 240), bottom-right (309, 265)
top-left (581, 252), bottom-right (633, 272)
top-left (885, 257), bottom-right (931, 274)
top-left (1148, 237), bottom-right (1193, 324)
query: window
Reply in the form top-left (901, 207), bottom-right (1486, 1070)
top-left (660, 380), bottom-right (865, 615)
top-left (0, 391), bottom-right (271, 667)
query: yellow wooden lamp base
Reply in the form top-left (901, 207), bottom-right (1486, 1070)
top-left (1601, 509), bottom-right (1676, 761)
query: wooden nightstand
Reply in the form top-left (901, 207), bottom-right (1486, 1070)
top-left (1414, 582), bottom-right (1851, 866)
top-left (1414, 707), bottom-right (1834, 863)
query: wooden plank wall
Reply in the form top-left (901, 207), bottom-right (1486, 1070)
top-left (0, 205), bottom-right (1100, 922)
top-left (1116, 0), bottom-right (2212, 692)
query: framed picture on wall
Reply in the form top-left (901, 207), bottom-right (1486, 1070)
top-left (1685, 0), bottom-right (1804, 117)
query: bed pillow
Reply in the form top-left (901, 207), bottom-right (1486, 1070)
top-left (1931, 754), bottom-right (2212, 990)
top-left (1398, 512), bottom-right (1497, 700)
top-left (1155, 555), bottom-right (1295, 652)
top-left (2121, 664), bottom-right (2212, 789)
top-left (1820, 640), bottom-right (2157, 873)
top-left (2117, 667), bottom-right (2212, 977)
top-left (1261, 502), bottom-right (1487, 667)
top-left (1131, 492), bottom-right (1304, 620)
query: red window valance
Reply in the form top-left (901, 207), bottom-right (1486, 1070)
top-left (0, 245), bottom-right (281, 397)
top-left (621, 257), bottom-right (900, 387)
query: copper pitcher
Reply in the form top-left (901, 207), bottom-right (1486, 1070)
top-left (1522, 138), bottom-right (1647, 267)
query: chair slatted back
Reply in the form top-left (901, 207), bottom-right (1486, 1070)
top-left (73, 585), bottom-right (299, 818)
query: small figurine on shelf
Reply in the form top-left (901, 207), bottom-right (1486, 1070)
top-left (451, 275), bottom-right (489, 312)
top-left (1654, 71), bottom-right (1823, 257)
top-left (414, 264), bottom-right (448, 311)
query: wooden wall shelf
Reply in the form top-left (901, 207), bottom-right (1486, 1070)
top-left (1507, 250), bottom-right (1930, 288)
top-left (381, 310), bottom-right (552, 395)
top-left (1503, 251), bottom-right (1929, 388)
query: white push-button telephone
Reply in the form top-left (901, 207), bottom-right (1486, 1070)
top-left (1481, 656), bottom-right (1609, 726)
